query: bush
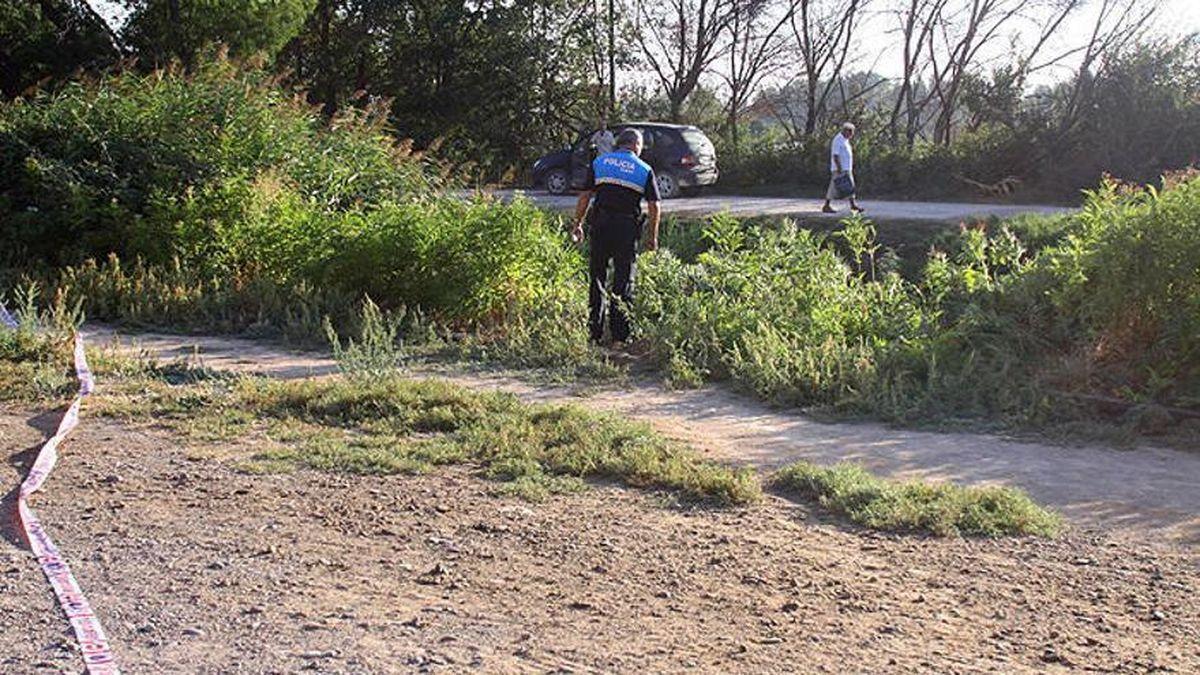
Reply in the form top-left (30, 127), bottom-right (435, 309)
top-left (977, 177), bottom-right (1200, 411)
top-left (717, 125), bottom-right (1040, 200)
top-left (633, 213), bottom-right (926, 408)
top-left (0, 58), bottom-right (441, 267)
top-left (1, 59), bottom-right (591, 360)
top-left (774, 461), bottom-right (1062, 537)
top-left (632, 176), bottom-right (1200, 435)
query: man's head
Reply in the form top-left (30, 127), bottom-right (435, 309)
top-left (616, 128), bottom-right (643, 154)
top-left (841, 122), bottom-right (856, 139)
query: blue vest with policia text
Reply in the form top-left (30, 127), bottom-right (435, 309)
top-left (593, 150), bottom-right (652, 193)
top-left (587, 149), bottom-right (660, 220)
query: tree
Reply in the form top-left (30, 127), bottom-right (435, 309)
top-left (789, 0), bottom-right (867, 136)
top-left (632, 0), bottom-right (736, 121)
top-left (1051, 0), bottom-right (1155, 141)
top-left (885, 0), bottom-right (944, 143)
top-left (122, 0), bottom-right (316, 69)
top-left (277, 0), bottom-right (603, 176)
top-left (716, 0), bottom-right (794, 151)
top-left (885, 0), bottom-right (1092, 145)
top-left (925, 0), bottom-right (1051, 145)
top-left (0, 0), bottom-right (122, 98)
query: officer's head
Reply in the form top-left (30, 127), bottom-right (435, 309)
top-left (616, 128), bottom-right (643, 155)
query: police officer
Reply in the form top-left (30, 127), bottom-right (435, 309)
top-left (570, 127), bottom-right (661, 345)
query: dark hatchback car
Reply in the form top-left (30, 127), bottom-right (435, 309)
top-left (531, 122), bottom-right (718, 199)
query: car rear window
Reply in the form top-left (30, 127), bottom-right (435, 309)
top-left (681, 129), bottom-right (713, 152)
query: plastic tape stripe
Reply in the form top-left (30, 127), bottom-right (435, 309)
top-left (3, 308), bottom-right (120, 673)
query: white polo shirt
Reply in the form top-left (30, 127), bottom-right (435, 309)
top-left (592, 129), bottom-right (615, 155)
top-left (830, 133), bottom-right (853, 173)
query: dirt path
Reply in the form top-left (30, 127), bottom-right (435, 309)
top-left (2, 411), bottom-right (1197, 673)
top-left (82, 326), bottom-right (1200, 545)
top-left (486, 189), bottom-right (1073, 222)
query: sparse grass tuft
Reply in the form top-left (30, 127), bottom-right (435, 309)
top-left (774, 461), bottom-right (1061, 537)
top-left (224, 376), bottom-right (761, 505)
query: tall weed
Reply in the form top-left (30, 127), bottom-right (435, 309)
top-left (325, 297), bottom-right (406, 381)
top-left (633, 177), bottom-right (1200, 436)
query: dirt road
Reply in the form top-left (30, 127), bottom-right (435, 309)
top-left (81, 327), bottom-right (1200, 545)
top-left (483, 189), bottom-right (1073, 222)
top-left (3, 412), bottom-right (1197, 672)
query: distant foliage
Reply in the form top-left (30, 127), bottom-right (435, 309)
top-left (719, 38), bottom-right (1200, 201)
top-left (124, 0), bottom-right (317, 68)
top-left (0, 0), bottom-right (120, 99)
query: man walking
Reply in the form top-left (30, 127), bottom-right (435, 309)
top-left (590, 116), bottom-right (616, 158)
top-left (823, 122), bottom-right (864, 214)
top-left (571, 128), bottom-right (661, 345)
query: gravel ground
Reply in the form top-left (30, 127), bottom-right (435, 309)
top-left (3, 410), bottom-right (1197, 674)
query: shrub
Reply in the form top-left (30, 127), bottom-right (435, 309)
top-left (774, 461), bottom-right (1062, 537)
top-left (717, 125), bottom-right (1041, 201)
top-left (632, 176), bottom-right (1200, 435)
top-left (633, 213), bottom-right (926, 408)
top-left (0, 56), bottom-right (439, 268)
top-left (1, 59), bottom-right (589, 362)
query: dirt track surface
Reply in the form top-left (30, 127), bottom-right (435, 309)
top-left (82, 327), bottom-right (1200, 546)
top-left (484, 189), bottom-right (1073, 222)
top-left (3, 411), bottom-right (1199, 673)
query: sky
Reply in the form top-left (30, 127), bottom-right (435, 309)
top-left (851, 0), bottom-right (1200, 86)
top-left (89, 0), bottom-right (1200, 90)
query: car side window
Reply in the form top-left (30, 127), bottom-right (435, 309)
top-left (655, 131), bottom-right (675, 148)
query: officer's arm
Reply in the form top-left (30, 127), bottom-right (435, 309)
top-left (644, 170), bottom-right (662, 251)
top-left (572, 189), bottom-right (592, 239)
top-left (645, 201), bottom-right (660, 251)
top-left (572, 162), bottom-right (597, 241)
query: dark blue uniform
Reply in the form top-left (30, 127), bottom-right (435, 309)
top-left (585, 149), bottom-right (660, 343)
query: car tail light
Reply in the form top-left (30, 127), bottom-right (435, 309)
top-left (680, 154), bottom-right (697, 167)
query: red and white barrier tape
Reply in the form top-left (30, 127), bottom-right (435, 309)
top-left (3, 307), bottom-right (120, 673)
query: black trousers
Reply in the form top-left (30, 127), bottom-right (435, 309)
top-left (588, 210), bottom-right (638, 343)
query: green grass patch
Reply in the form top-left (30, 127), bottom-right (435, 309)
top-left (773, 461), bottom-right (1061, 537)
top-left (0, 330), bottom-right (757, 506)
top-left (219, 376), bottom-right (760, 505)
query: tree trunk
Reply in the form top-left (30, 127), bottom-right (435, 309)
top-left (318, 0), bottom-right (336, 117)
top-left (803, 81), bottom-right (817, 135)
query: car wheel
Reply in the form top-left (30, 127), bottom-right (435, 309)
top-left (545, 168), bottom-right (569, 195)
top-left (656, 172), bottom-right (680, 199)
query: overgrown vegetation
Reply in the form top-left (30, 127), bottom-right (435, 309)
top-left (774, 461), bottom-right (1062, 537)
top-left (633, 177), bottom-right (1200, 441)
top-left (3, 60), bottom-right (1197, 444)
top-left (0, 60), bottom-right (599, 372)
top-left (0, 59), bottom-right (439, 267)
